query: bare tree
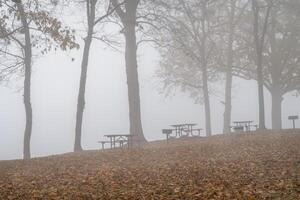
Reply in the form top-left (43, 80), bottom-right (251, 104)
top-left (150, 0), bottom-right (224, 136)
top-left (74, 0), bottom-right (97, 152)
top-left (235, 0), bottom-right (299, 130)
top-left (244, 0), bottom-right (300, 129)
top-left (252, 0), bottom-right (273, 129)
top-left (111, 0), bottom-right (146, 144)
top-left (220, 0), bottom-right (250, 134)
top-left (265, 0), bottom-right (300, 129)
top-left (222, 0), bottom-right (236, 134)
top-left (74, 0), bottom-right (120, 151)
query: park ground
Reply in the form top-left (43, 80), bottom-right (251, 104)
top-left (0, 130), bottom-right (300, 199)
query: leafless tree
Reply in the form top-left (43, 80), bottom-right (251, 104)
top-left (252, 0), bottom-right (273, 129)
top-left (220, 0), bottom-right (250, 134)
top-left (74, 0), bottom-right (121, 151)
top-left (235, 0), bottom-right (300, 129)
top-left (110, 0), bottom-right (146, 144)
top-left (150, 0), bottom-right (225, 136)
top-left (264, 0), bottom-right (300, 129)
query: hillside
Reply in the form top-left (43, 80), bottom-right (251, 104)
top-left (0, 131), bottom-right (300, 199)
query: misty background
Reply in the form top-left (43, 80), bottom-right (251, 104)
top-left (0, 40), bottom-right (299, 160)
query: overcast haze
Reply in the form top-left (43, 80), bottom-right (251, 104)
top-left (0, 40), bottom-right (299, 160)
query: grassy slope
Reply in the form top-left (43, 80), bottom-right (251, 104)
top-left (0, 130), bottom-right (300, 199)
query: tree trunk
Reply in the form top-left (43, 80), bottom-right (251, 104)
top-left (223, 0), bottom-right (235, 134)
top-left (223, 68), bottom-right (233, 134)
top-left (202, 68), bottom-right (212, 136)
top-left (124, 23), bottom-right (146, 144)
top-left (252, 0), bottom-right (271, 130)
top-left (17, 1), bottom-right (33, 160)
top-left (198, 2), bottom-right (212, 137)
top-left (74, 0), bottom-right (95, 152)
top-left (106, 0), bottom-right (146, 144)
top-left (271, 89), bottom-right (283, 130)
top-left (257, 63), bottom-right (266, 129)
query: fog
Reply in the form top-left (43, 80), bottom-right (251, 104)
top-left (1, 0), bottom-right (300, 161)
top-left (0, 41), bottom-right (298, 160)
top-left (1, 1), bottom-right (300, 199)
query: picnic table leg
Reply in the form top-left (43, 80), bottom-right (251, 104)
top-left (127, 137), bottom-right (130, 148)
top-left (101, 142), bottom-right (104, 150)
top-left (110, 137), bottom-right (113, 149)
top-left (293, 120), bottom-right (296, 129)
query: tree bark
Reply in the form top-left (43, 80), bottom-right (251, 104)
top-left (252, 0), bottom-right (272, 130)
top-left (16, 1), bottom-right (33, 160)
top-left (223, 0), bottom-right (235, 134)
top-left (257, 62), bottom-right (266, 129)
top-left (112, 0), bottom-right (146, 144)
top-left (202, 68), bottom-right (212, 136)
top-left (199, 2), bottom-right (212, 137)
top-left (253, 2), bottom-right (266, 130)
top-left (271, 89), bottom-right (283, 130)
top-left (124, 22), bottom-right (146, 144)
top-left (74, 0), bottom-right (96, 152)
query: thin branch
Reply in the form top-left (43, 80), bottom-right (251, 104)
top-left (94, 0), bottom-right (125, 25)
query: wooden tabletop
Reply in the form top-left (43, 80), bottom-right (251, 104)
top-left (170, 123), bottom-right (197, 127)
top-left (233, 121), bottom-right (253, 124)
top-left (104, 134), bottom-right (132, 137)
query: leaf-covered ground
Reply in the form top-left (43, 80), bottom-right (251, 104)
top-left (1, 130), bottom-right (300, 199)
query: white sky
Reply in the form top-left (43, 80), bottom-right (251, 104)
top-left (0, 38), bottom-right (299, 160)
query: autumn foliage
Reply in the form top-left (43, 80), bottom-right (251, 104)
top-left (0, 131), bottom-right (300, 199)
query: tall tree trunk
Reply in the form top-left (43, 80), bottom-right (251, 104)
top-left (271, 88), bottom-right (283, 130)
top-left (124, 22), bottom-right (146, 144)
top-left (74, 0), bottom-right (95, 152)
top-left (197, 1), bottom-right (212, 137)
top-left (17, 1), bottom-right (32, 160)
top-left (202, 68), bottom-right (212, 136)
top-left (253, 2), bottom-right (266, 129)
top-left (223, 0), bottom-right (235, 134)
top-left (223, 69), bottom-right (233, 134)
top-left (257, 61), bottom-right (266, 129)
top-left (252, 0), bottom-right (272, 130)
top-left (269, 12), bottom-right (282, 130)
top-left (110, 0), bottom-right (147, 144)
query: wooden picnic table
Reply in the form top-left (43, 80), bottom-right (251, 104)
top-left (288, 115), bottom-right (299, 129)
top-left (232, 121), bottom-right (255, 132)
top-left (102, 134), bottom-right (133, 149)
top-left (170, 123), bottom-right (198, 137)
top-left (163, 123), bottom-right (202, 141)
